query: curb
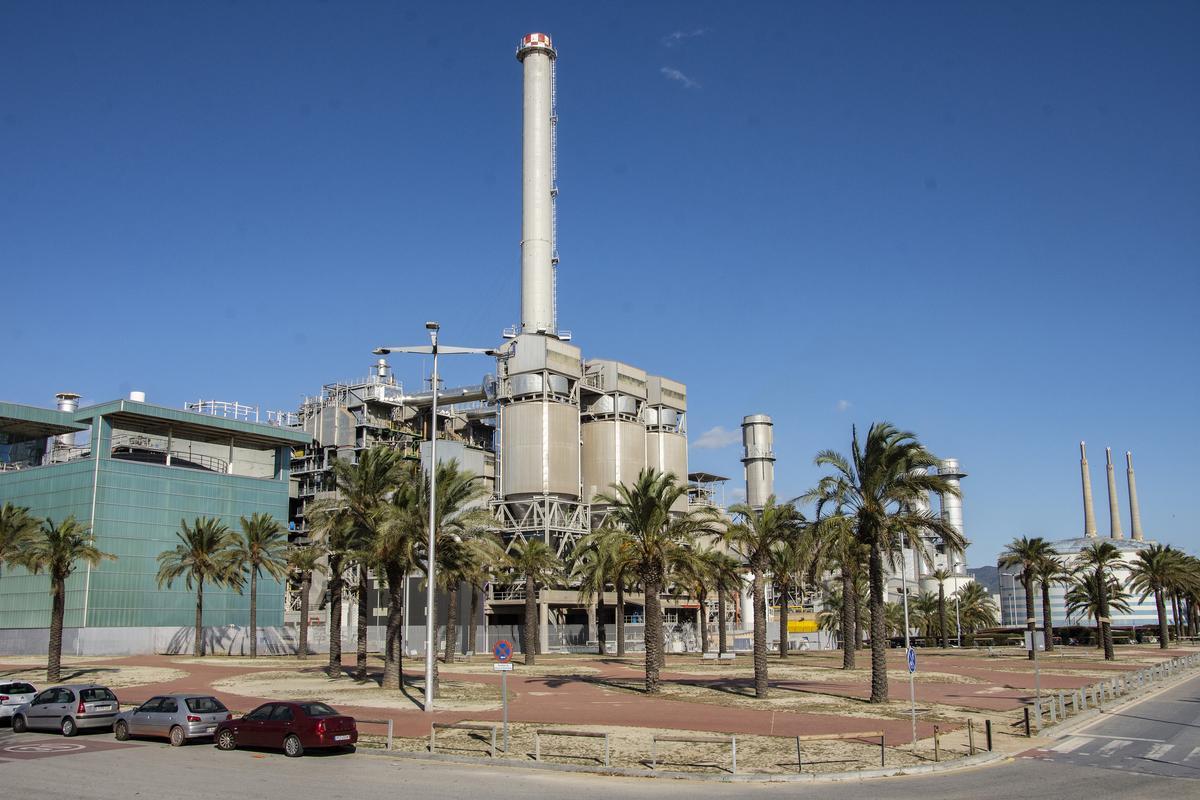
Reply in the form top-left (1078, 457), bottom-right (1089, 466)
top-left (356, 741), bottom-right (1010, 783)
top-left (1039, 661), bottom-right (1200, 741)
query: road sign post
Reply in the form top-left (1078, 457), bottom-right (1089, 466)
top-left (1025, 625), bottom-right (1043, 730)
top-left (493, 640), bottom-right (513, 752)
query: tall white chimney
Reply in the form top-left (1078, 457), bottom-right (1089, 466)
top-left (740, 414), bottom-right (775, 509)
top-left (516, 32), bottom-right (558, 335)
top-left (1105, 447), bottom-right (1123, 539)
top-left (937, 459), bottom-right (968, 576)
top-left (1126, 451), bottom-right (1144, 541)
top-left (1080, 442), bottom-right (1098, 538)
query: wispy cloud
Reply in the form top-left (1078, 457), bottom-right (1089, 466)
top-left (692, 425), bottom-right (740, 450)
top-left (729, 487), bottom-right (747, 503)
top-left (662, 28), bottom-right (707, 47)
top-left (836, 399), bottom-right (852, 413)
top-left (660, 67), bottom-right (700, 90)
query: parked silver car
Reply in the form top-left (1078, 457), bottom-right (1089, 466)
top-left (12, 684), bottom-right (119, 736)
top-left (0, 681), bottom-right (37, 724)
top-left (115, 694), bottom-right (232, 746)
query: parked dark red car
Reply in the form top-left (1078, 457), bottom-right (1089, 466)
top-left (214, 701), bottom-right (357, 757)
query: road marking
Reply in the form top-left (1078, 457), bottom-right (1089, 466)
top-left (1185, 747), bottom-right (1200, 763)
top-left (1144, 743), bottom-right (1175, 761)
top-left (1072, 734), bottom-right (1165, 743)
top-left (1050, 737), bottom-right (1089, 753)
top-left (3, 743), bottom-right (86, 754)
top-left (1097, 739), bottom-right (1132, 757)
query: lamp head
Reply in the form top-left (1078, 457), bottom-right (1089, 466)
top-left (425, 321), bottom-right (440, 331)
top-left (372, 347), bottom-right (390, 355)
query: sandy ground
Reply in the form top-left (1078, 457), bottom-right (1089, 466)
top-left (371, 719), bottom-right (930, 774)
top-left (441, 660), bottom-right (599, 677)
top-left (669, 662), bottom-right (982, 685)
top-left (169, 656), bottom-right (320, 669)
top-left (211, 669), bottom-right (501, 712)
top-left (0, 664), bottom-right (187, 689)
top-left (0, 655), bottom-right (123, 666)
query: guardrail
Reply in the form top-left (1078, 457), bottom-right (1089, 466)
top-left (794, 730), bottom-right (885, 772)
top-left (534, 728), bottom-right (609, 766)
top-left (356, 717), bottom-right (394, 751)
top-left (429, 722), bottom-right (498, 757)
top-left (651, 733), bottom-right (737, 774)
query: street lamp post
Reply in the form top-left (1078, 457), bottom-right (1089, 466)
top-left (900, 545), bottom-right (917, 748)
top-left (1000, 572), bottom-right (1016, 627)
top-left (374, 324), bottom-right (496, 713)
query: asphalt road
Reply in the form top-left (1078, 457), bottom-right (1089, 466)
top-left (1, 673), bottom-right (1196, 799)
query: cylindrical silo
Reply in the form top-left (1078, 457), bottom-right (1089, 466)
top-left (937, 459), bottom-right (967, 577)
top-left (645, 375), bottom-right (688, 513)
top-left (54, 392), bottom-right (80, 449)
top-left (581, 361), bottom-right (647, 504)
top-left (741, 414), bottom-right (775, 509)
top-left (516, 33), bottom-right (557, 336)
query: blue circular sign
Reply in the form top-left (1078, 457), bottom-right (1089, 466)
top-left (493, 640), bottom-right (513, 662)
top-left (906, 647), bottom-right (917, 673)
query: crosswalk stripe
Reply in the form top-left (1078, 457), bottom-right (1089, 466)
top-left (1145, 743), bottom-right (1175, 761)
top-left (1184, 747), bottom-right (1200, 763)
top-left (1097, 739), bottom-right (1131, 756)
top-left (1051, 737), bottom-right (1089, 753)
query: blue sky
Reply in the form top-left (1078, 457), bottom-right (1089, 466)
top-left (2, 2), bottom-right (1197, 564)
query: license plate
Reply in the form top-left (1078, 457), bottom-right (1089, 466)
top-left (94, 705), bottom-right (112, 711)
top-left (206, 727), bottom-right (216, 734)
top-left (334, 734), bottom-right (350, 741)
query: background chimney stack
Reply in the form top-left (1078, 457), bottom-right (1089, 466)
top-left (1106, 447), bottom-right (1124, 539)
top-left (1126, 451), bottom-right (1144, 541)
top-left (1080, 442), bottom-right (1098, 538)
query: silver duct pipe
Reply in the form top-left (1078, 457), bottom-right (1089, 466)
top-left (1080, 442), bottom-right (1098, 538)
top-left (937, 459), bottom-right (967, 576)
top-left (54, 392), bottom-right (80, 448)
top-left (517, 33), bottom-right (557, 335)
top-left (1126, 451), bottom-right (1144, 541)
top-left (740, 414), bottom-right (775, 509)
top-left (1105, 447), bottom-right (1124, 539)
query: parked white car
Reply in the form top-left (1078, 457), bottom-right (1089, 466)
top-left (0, 681), bottom-right (37, 724)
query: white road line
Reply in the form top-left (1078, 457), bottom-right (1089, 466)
top-left (1144, 743), bottom-right (1175, 761)
top-left (1051, 737), bottom-right (1089, 753)
top-left (1185, 747), bottom-right (1200, 763)
top-left (1072, 734), bottom-right (1165, 743)
top-left (1097, 739), bottom-right (1132, 757)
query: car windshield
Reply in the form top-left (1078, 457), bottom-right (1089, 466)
top-left (80, 688), bottom-right (117, 702)
top-left (298, 702), bottom-right (338, 717)
top-left (185, 697), bottom-right (227, 713)
top-left (2, 683), bottom-right (35, 694)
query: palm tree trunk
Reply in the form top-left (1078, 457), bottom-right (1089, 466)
top-left (356, 566), bottom-right (368, 680)
top-left (841, 570), bottom-right (856, 669)
top-left (717, 589), bottom-right (727, 657)
top-left (523, 572), bottom-right (537, 665)
top-left (752, 563), bottom-right (768, 698)
top-left (444, 582), bottom-right (459, 665)
top-left (643, 577), bottom-right (663, 694)
top-left (1171, 592), bottom-right (1182, 641)
top-left (1023, 573), bottom-right (1036, 661)
top-left (698, 590), bottom-right (708, 655)
top-left (1096, 569), bottom-right (1114, 660)
top-left (616, 581), bottom-right (626, 657)
top-left (249, 570), bottom-right (258, 658)
top-left (298, 571), bottom-right (311, 659)
top-left (1156, 590), bottom-right (1169, 649)
top-left (47, 574), bottom-right (65, 682)
top-left (1041, 580), bottom-right (1054, 652)
top-left (468, 585), bottom-right (479, 659)
top-left (597, 587), bottom-right (607, 656)
top-left (778, 581), bottom-right (789, 659)
top-left (938, 585), bottom-right (947, 649)
top-left (853, 581), bottom-right (864, 651)
top-left (195, 579), bottom-right (205, 657)
top-left (383, 565), bottom-right (404, 689)
top-left (867, 542), bottom-right (888, 703)
top-left (327, 555), bottom-right (343, 677)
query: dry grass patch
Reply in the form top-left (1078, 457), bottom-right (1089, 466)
top-left (0, 664), bottom-right (186, 690)
top-left (211, 668), bottom-right (501, 712)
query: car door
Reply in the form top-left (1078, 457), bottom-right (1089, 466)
top-left (48, 688), bottom-right (73, 729)
top-left (156, 697), bottom-right (180, 736)
top-left (130, 698), bottom-right (162, 736)
top-left (236, 704), bottom-right (274, 747)
top-left (26, 689), bottom-right (55, 730)
top-left (261, 704), bottom-right (294, 749)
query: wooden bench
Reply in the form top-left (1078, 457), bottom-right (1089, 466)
top-left (794, 730), bottom-right (886, 772)
top-left (534, 728), bottom-right (610, 766)
top-left (651, 734), bottom-right (737, 774)
top-left (429, 722), bottom-right (497, 757)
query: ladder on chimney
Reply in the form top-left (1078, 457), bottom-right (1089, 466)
top-left (550, 56), bottom-right (560, 333)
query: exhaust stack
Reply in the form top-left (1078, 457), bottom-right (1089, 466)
top-left (740, 414), bottom-right (775, 509)
top-left (1080, 441), bottom-right (1098, 538)
top-left (1105, 447), bottom-right (1123, 539)
top-left (54, 392), bottom-right (81, 449)
top-left (516, 33), bottom-right (558, 336)
top-left (1126, 451), bottom-right (1144, 541)
top-left (937, 459), bottom-right (968, 576)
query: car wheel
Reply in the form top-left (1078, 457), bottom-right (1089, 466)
top-left (170, 726), bottom-right (186, 747)
top-left (216, 729), bottom-right (237, 751)
top-left (283, 734), bottom-right (304, 758)
top-left (61, 717), bottom-right (77, 737)
top-left (114, 721), bottom-right (130, 741)
top-left (12, 715), bottom-right (27, 733)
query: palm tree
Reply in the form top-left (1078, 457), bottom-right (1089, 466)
top-left (595, 468), bottom-right (721, 693)
top-left (1065, 568), bottom-right (1131, 645)
top-left (808, 514), bottom-right (865, 668)
top-left (929, 568), bottom-right (953, 648)
top-left (884, 601), bottom-right (908, 638)
top-left (0, 503), bottom-right (39, 583)
top-left (21, 516), bottom-right (114, 681)
top-left (953, 582), bottom-right (998, 637)
top-left (804, 423), bottom-right (964, 703)
top-left (706, 549), bottom-right (743, 657)
top-left (1076, 541), bottom-right (1124, 659)
top-left (231, 513), bottom-right (289, 658)
top-left (573, 533), bottom-right (619, 655)
top-left (1033, 550), bottom-right (1069, 652)
top-left (1127, 544), bottom-right (1184, 650)
top-left (770, 530), bottom-right (811, 659)
top-left (286, 543), bottom-right (326, 659)
top-left (506, 538), bottom-right (562, 666)
top-left (726, 497), bottom-right (803, 698)
top-left (375, 460), bottom-right (423, 688)
top-left (307, 502), bottom-right (354, 676)
top-left (157, 517), bottom-right (241, 657)
top-left (913, 591), bottom-right (940, 644)
top-left (999, 536), bottom-right (1054, 661)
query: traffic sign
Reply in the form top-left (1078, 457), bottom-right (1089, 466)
top-left (493, 639), bottom-right (513, 662)
top-left (493, 662), bottom-right (513, 672)
top-left (907, 647), bottom-right (917, 673)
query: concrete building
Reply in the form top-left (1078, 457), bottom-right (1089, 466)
top-left (0, 396), bottom-right (309, 655)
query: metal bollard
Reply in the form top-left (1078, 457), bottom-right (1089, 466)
top-left (934, 726), bottom-right (941, 762)
top-left (967, 720), bottom-right (975, 755)
top-left (1049, 698), bottom-right (1057, 723)
top-left (985, 719), bottom-right (993, 751)
top-left (1059, 690), bottom-right (1066, 719)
